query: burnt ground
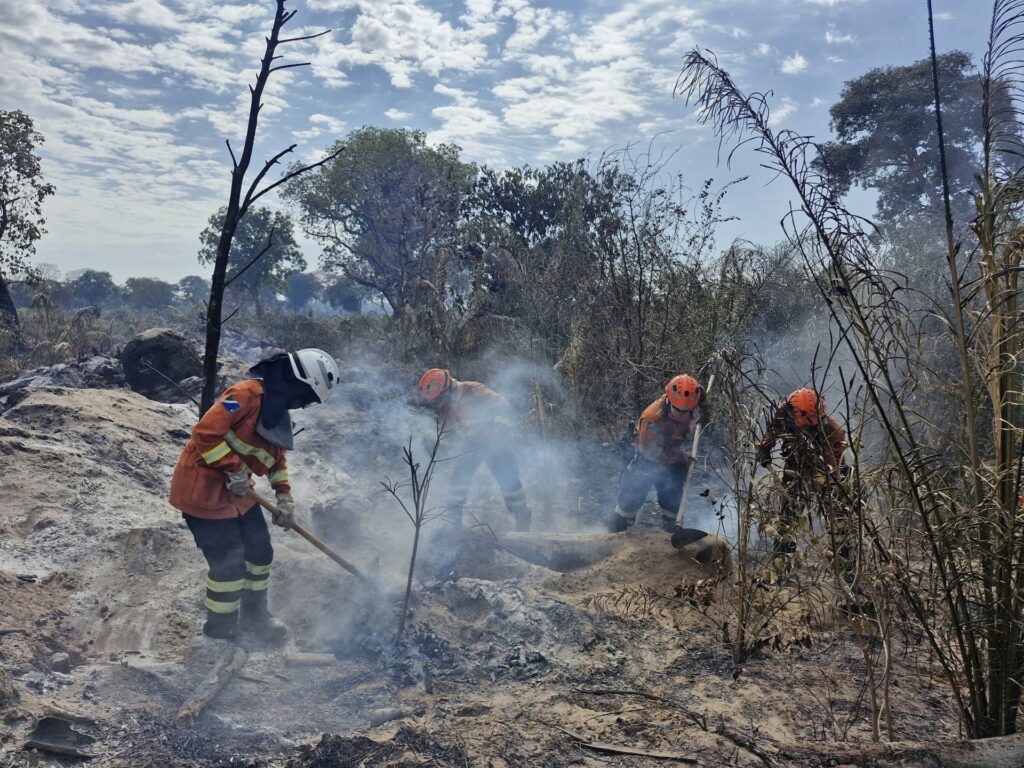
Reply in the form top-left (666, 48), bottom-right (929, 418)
top-left (0, 375), bottom-right (964, 767)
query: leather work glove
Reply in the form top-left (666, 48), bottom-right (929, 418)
top-left (225, 469), bottom-right (251, 496)
top-left (676, 450), bottom-right (694, 467)
top-left (274, 494), bottom-right (296, 529)
top-left (756, 446), bottom-right (772, 469)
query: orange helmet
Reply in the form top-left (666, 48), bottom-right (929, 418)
top-left (665, 374), bottom-right (701, 410)
top-left (419, 368), bottom-right (452, 401)
top-left (788, 388), bottom-right (824, 427)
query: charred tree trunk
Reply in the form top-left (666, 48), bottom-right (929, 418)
top-left (199, 1), bottom-right (339, 413)
top-left (0, 272), bottom-right (23, 352)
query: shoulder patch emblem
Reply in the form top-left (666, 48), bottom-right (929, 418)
top-left (221, 397), bottom-right (241, 413)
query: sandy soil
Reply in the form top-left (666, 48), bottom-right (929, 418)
top-left (0, 383), bottom-right (966, 767)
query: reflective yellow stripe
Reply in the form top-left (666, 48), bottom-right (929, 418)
top-left (205, 597), bottom-right (240, 614)
top-left (268, 469), bottom-right (289, 484)
top-left (245, 579), bottom-right (269, 592)
top-left (206, 578), bottom-right (245, 593)
top-left (201, 441), bottom-right (231, 464)
top-left (224, 430), bottom-right (275, 469)
top-left (245, 561), bottom-right (271, 575)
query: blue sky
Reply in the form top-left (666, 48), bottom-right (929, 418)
top-left (3, 0), bottom-right (989, 282)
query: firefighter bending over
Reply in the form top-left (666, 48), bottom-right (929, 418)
top-left (609, 374), bottom-right (710, 533)
top-left (419, 368), bottom-right (533, 532)
top-left (169, 349), bottom-right (338, 643)
top-left (755, 387), bottom-right (849, 577)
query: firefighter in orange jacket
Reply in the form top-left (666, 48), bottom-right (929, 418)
top-left (419, 369), bottom-right (532, 532)
top-left (755, 388), bottom-right (849, 571)
top-left (170, 349), bottom-right (338, 642)
top-left (609, 374), bottom-right (710, 532)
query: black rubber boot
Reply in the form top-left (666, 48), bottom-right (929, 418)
top-left (239, 591), bottom-right (288, 646)
top-left (202, 611), bottom-right (239, 642)
top-left (607, 513), bottom-right (632, 533)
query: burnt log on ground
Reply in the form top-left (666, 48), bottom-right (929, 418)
top-left (494, 530), bottom-right (731, 576)
top-left (174, 646), bottom-right (247, 728)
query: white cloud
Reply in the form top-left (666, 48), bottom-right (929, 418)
top-left (385, 107), bottom-right (412, 121)
top-left (309, 113), bottom-right (346, 136)
top-left (428, 81), bottom-right (502, 159)
top-left (769, 97), bottom-right (798, 127)
top-left (308, 0), bottom-right (497, 88)
top-left (102, 0), bottom-right (182, 30)
top-left (934, 11), bottom-right (954, 21)
top-left (755, 42), bottom-right (774, 57)
top-left (780, 52), bottom-right (808, 74)
top-left (825, 29), bottom-right (855, 44)
top-left (811, 96), bottom-right (827, 107)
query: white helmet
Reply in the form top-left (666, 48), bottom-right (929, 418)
top-left (289, 348), bottom-right (339, 405)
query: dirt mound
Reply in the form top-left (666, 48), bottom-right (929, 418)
top-left (0, 356), bottom-right (124, 414)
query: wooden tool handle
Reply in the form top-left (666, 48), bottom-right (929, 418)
top-left (675, 373), bottom-right (715, 527)
top-left (249, 491), bottom-right (368, 582)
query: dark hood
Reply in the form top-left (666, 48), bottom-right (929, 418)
top-left (248, 353), bottom-right (317, 448)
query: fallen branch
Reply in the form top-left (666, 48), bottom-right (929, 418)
top-left (777, 733), bottom-right (1024, 768)
top-left (174, 646), bottom-right (247, 728)
top-left (0, 627), bottom-right (29, 637)
top-left (575, 688), bottom-right (776, 766)
top-left (547, 722), bottom-right (697, 763)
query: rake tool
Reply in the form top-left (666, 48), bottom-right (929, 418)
top-left (674, 373), bottom-right (715, 528)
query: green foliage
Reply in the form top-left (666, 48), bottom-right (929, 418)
top-left (283, 127), bottom-right (475, 319)
top-left (322, 274), bottom-right (366, 312)
top-left (124, 277), bottom-right (175, 310)
top-left (817, 51), bottom-right (983, 222)
top-left (176, 275), bottom-right (209, 305)
top-left (198, 206), bottom-right (304, 316)
top-left (0, 110), bottom-right (55, 279)
top-left (0, 110), bottom-right (55, 341)
top-left (285, 271), bottom-right (321, 310)
top-left (68, 269), bottom-right (119, 308)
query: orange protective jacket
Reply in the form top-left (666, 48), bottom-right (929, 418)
top-left (169, 380), bottom-right (291, 520)
top-left (757, 406), bottom-right (847, 474)
top-left (438, 382), bottom-right (512, 432)
top-left (635, 395), bottom-right (709, 465)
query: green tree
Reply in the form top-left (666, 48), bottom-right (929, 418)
top-left (817, 51), bottom-right (983, 224)
top-left (282, 127), bottom-right (475, 324)
top-left (177, 275), bottom-right (209, 305)
top-left (198, 206), bottom-right (304, 318)
top-left (322, 274), bottom-right (365, 313)
top-left (285, 271), bottom-right (320, 310)
top-left (124, 277), bottom-right (174, 310)
top-left (0, 110), bottom-right (55, 348)
top-left (69, 269), bottom-right (119, 308)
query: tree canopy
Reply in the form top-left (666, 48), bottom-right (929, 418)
top-left (816, 51), bottom-right (983, 224)
top-left (283, 127), bottom-right (476, 320)
top-left (198, 206), bottom-right (305, 317)
top-left (0, 110), bottom-right (55, 339)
